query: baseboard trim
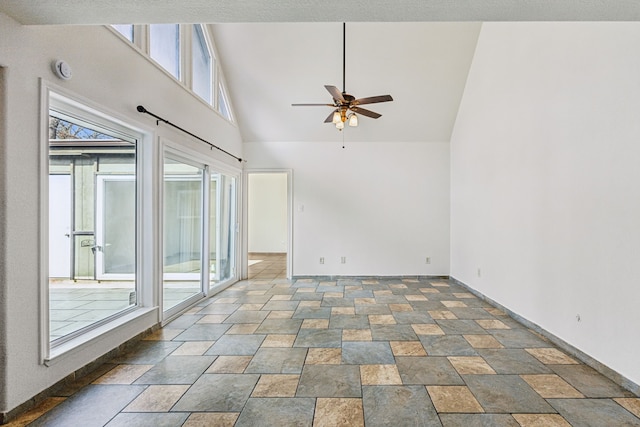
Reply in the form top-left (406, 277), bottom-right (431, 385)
top-left (291, 275), bottom-right (449, 281)
top-left (450, 276), bottom-right (639, 397)
top-left (4, 274), bottom-right (636, 424)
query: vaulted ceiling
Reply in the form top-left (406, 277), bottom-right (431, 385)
top-left (2, 1), bottom-right (638, 143)
top-left (211, 22), bottom-right (480, 142)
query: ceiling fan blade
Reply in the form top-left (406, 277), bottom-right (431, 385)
top-left (350, 106), bottom-right (382, 119)
top-left (353, 95), bottom-right (393, 105)
top-left (325, 85), bottom-right (345, 103)
top-left (292, 103), bottom-right (335, 107)
top-left (324, 110), bottom-right (338, 123)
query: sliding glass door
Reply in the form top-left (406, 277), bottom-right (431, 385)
top-left (162, 151), bottom-right (239, 318)
top-left (163, 157), bottom-right (205, 314)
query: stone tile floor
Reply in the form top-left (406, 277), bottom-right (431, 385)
top-left (248, 253), bottom-right (287, 280)
top-left (10, 274), bottom-right (640, 426)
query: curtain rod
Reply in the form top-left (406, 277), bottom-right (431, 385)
top-left (137, 105), bottom-right (242, 163)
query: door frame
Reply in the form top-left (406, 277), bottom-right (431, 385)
top-left (242, 169), bottom-right (293, 279)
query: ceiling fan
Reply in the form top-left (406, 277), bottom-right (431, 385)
top-left (292, 23), bottom-right (393, 130)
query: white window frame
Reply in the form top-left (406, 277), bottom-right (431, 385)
top-left (217, 78), bottom-right (234, 122)
top-left (191, 24), bottom-right (215, 105)
top-left (108, 24), bottom-right (147, 52)
top-left (148, 23), bottom-right (184, 81)
top-left (40, 80), bottom-right (156, 364)
top-left (111, 24), bottom-right (134, 43)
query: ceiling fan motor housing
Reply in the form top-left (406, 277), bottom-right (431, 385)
top-left (291, 23), bottom-right (393, 127)
top-left (342, 93), bottom-right (355, 102)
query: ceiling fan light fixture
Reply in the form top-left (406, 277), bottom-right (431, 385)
top-left (291, 22), bottom-right (393, 131)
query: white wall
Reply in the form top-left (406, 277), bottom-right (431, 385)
top-left (450, 22), bottom-right (640, 386)
top-left (244, 140), bottom-right (450, 276)
top-left (0, 13), bottom-right (243, 414)
top-left (248, 173), bottom-right (288, 253)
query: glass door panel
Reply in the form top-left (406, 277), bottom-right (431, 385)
top-left (163, 158), bottom-right (204, 312)
top-left (219, 175), bottom-right (236, 283)
top-left (209, 173), bottom-right (236, 289)
top-left (209, 175), bottom-right (219, 284)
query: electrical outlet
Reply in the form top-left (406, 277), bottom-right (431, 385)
top-left (341, 256), bottom-right (346, 264)
top-left (425, 257), bottom-right (431, 264)
top-left (319, 257), bottom-right (324, 264)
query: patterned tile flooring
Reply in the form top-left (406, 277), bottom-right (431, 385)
top-left (10, 273), bottom-right (640, 426)
top-left (248, 253), bottom-right (287, 280)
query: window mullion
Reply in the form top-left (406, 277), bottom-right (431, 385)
top-left (136, 24), bottom-right (148, 53)
top-left (182, 24), bottom-right (191, 87)
top-left (202, 166), bottom-right (211, 296)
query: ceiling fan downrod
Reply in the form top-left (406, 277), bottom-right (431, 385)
top-left (290, 21), bottom-right (393, 129)
top-left (342, 22), bottom-right (346, 95)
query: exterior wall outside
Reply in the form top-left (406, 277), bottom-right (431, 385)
top-left (243, 140), bottom-right (450, 277)
top-left (0, 13), bottom-right (242, 414)
top-left (450, 22), bottom-right (640, 387)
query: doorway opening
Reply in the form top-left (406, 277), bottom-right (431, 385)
top-left (246, 171), bottom-right (291, 280)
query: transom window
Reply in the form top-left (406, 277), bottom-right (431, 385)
top-left (218, 83), bottom-right (232, 121)
top-left (192, 24), bottom-right (213, 104)
top-left (150, 24), bottom-right (181, 79)
top-left (111, 24), bottom-right (133, 42)
top-left (108, 23), bottom-right (234, 122)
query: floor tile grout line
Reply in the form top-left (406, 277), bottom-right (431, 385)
top-left (18, 270), bottom-right (640, 426)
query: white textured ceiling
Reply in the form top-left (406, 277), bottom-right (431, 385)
top-left (1, 0), bottom-right (639, 24)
